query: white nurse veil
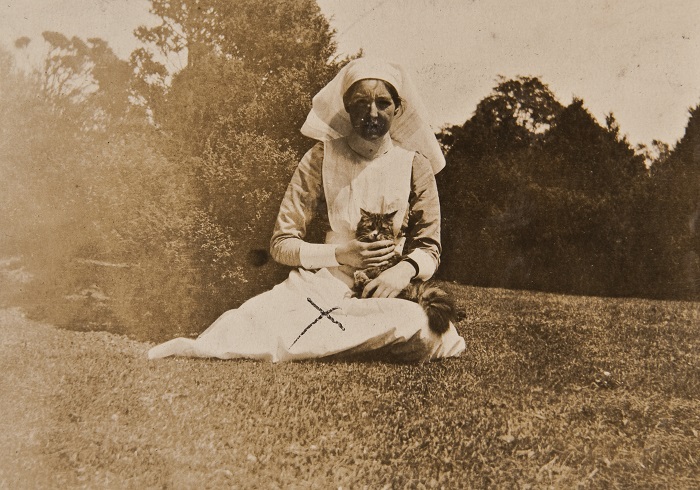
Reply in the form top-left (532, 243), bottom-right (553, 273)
top-left (300, 57), bottom-right (446, 175)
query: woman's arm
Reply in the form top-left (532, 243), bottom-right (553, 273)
top-left (270, 143), bottom-right (339, 269)
top-left (402, 152), bottom-right (442, 281)
top-left (360, 152), bottom-right (443, 298)
top-left (271, 142), bottom-right (398, 271)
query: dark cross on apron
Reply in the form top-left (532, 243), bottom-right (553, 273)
top-left (289, 297), bottom-right (345, 349)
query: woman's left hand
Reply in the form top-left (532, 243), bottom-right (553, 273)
top-left (362, 261), bottom-right (416, 298)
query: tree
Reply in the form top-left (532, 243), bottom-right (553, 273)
top-left (646, 104), bottom-right (700, 299)
top-left (41, 31), bottom-right (96, 101)
top-left (437, 77), bottom-right (564, 288)
top-left (542, 100), bottom-right (645, 192)
top-left (127, 0), bottom-right (345, 328)
top-left (133, 0), bottom-right (336, 72)
top-left (14, 36), bottom-right (30, 49)
top-left (38, 31), bottom-right (133, 126)
top-left (132, 0), bottom-right (340, 155)
top-left (0, 40), bottom-right (202, 340)
top-left (3, 2), bottom-right (348, 338)
top-left (437, 77), bottom-right (652, 298)
top-left (444, 76), bottom-right (563, 162)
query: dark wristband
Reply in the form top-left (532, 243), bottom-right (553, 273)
top-left (401, 257), bottom-right (420, 278)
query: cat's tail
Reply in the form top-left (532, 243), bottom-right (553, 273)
top-left (405, 282), bottom-right (457, 335)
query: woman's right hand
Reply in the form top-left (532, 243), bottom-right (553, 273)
top-left (335, 239), bottom-right (396, 268)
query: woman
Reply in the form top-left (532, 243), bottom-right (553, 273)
top-left (148, 58), bottom-right (465, 362)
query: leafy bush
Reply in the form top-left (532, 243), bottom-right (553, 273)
top-left (1, 0), bottom-right (341, 340)
top-left (182, 130), bottom-right (299, 333)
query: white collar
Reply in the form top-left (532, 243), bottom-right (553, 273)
top-left (346, 133), bottom-right (393, 160)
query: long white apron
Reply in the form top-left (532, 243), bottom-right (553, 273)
top-left (148, 140), bottom-right (466, 362)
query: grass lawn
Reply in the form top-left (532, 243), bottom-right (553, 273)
top-left (1, 283), bottom-right (698, 488)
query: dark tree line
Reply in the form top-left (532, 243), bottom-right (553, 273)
top-left (437, 77), bottom-right (699, 300)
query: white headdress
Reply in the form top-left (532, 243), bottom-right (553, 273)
top-left (300, 57), bottom-right (446, 174)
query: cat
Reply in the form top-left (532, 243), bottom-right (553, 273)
top-left (352, 208), bottom-right (458, 335)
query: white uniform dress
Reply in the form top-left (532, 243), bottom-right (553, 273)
top-left (148, 138), bottom-right (466, 362)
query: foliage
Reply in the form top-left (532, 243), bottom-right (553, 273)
top-left (436, 75), bottom-right (695, 300)
top-left (40, 31), bottom-right (132, 122)
top-left (0, 41), bottom-right (200, 340)
top-left (124, 0), bottom-right (343, 329)
top-left (185, 131), bottom-right (298, 323)
top-left (643, 105), bottom-right (700, 299)
top-left (2, 0), bottom-right (343, 339)
top-left (132, 0), bottom-right (339, 156)
top-left (440, 76), bottom-right (563, 161)
top-left (0, 46), bottom-right (87, 256)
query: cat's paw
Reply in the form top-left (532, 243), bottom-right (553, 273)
top-left (352, 270), bottom-right (370, 297)
top-left (354, 270), bottom-right (370, 283)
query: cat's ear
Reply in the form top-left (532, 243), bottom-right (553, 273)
top-left (387, 210), bottom-right (398, 220)
top-left (360, 208), bottom-right (371, 218)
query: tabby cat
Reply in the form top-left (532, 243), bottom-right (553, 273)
top-left (352, 209), bottom-right (457, 335)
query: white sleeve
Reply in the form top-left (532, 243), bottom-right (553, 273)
top-left (299, 243), bottom-right (340, 270)
top-left (406, 249), bottom-right (436, 281)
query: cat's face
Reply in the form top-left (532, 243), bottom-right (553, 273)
top-left (356, 209), bottom-right (397, 242)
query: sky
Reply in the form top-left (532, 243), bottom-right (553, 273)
top-left (1, 0), bottom-right (699, 147)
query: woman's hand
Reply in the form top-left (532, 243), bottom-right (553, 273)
top-left (362, 261), bottom-right (415, 298)
top-left (335, 239), bottom-right (395, 268)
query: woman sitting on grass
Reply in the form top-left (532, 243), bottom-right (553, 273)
top-left (148, 58), bottom-right (465, 362)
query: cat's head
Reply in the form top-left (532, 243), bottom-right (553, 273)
top-left (356, 208), bottom-right (398, 242)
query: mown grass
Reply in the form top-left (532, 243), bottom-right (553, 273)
top-left (1, 283), bottom-right (698, 488)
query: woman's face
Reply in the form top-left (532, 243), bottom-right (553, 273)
top-left (344, 79), bottom-right (397, 141)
